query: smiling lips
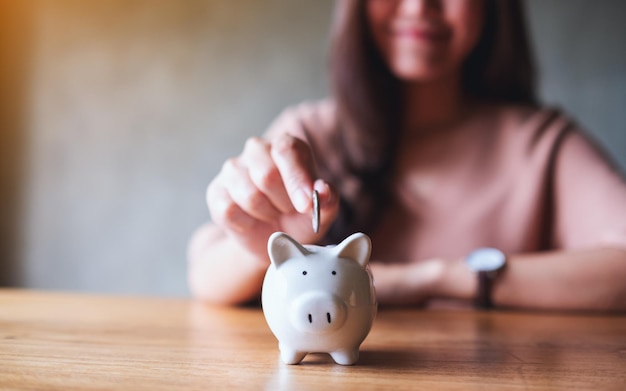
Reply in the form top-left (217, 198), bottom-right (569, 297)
top-left (391, 23), bottom-right (451, 44)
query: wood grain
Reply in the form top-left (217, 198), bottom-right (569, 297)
top-left (1, 289), bottom-right (625, 390)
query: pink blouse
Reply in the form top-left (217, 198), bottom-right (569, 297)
top-left (266, 100), bottom-right (626, 262)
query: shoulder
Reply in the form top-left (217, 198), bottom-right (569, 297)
top-left (492, 104), bottom-right (620, 169)
top-left (488, 103), bottom-right (573, 140)
top-left (479, 102), bottom-right (584, 160)
top-left (264, 99), bottom-right (338, 141)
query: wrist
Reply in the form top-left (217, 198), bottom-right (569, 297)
top-left (431, 256), bottom-right (477, 301)
top-left (223, 230), bottom-right (272, 267)
top-left (464, 248), bottom-right (507, 309)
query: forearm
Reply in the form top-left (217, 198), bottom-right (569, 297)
top-left (373, 247), bottom-right (626, 311)
top-left (491, 247), bottom-right (626, 311)
top-left (187, 223), bottom-right (268, 305)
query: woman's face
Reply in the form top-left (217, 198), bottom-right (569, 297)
top-left (366, 0), bottom-right (484, 82)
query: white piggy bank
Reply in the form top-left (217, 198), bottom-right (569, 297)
top-left (261, 232), bottom-right (377, 365)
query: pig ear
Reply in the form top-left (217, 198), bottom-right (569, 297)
top-left (267, 232), bottom-right (310, 268)
top-left (334, 232), bottom-right (371, 269)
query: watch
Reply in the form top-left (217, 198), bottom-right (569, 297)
top-left (465, 248), bottom-right (507, 309)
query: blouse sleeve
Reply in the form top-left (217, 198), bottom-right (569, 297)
top-left (262, 105), bottom-right (308, 141)
top-left (552, 124), bottom-right (626, 250)
top-left (262, 100), bottom-right (336, 142)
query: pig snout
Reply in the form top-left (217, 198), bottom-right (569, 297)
top-left (289, 291), bottom-right (347, 334)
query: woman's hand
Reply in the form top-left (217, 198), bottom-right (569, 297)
top-left (369, 261), bottom-right (440, 306)
top-left (207, 134), bottom-right (339, 260)
top-left (369, 257), bottom-right (476, 307)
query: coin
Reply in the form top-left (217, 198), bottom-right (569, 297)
top-left (312, 189), bottom-right (320, 234)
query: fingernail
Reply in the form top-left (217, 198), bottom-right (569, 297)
top-left (292, 188), bottom-right (310, 213)
top-left (314, 180), bottom-right (333, 207)
top-left (313, 179), bottom-right (326, 193)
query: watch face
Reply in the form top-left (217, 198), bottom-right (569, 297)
top-left (466, 248), bottom-right (506, 272)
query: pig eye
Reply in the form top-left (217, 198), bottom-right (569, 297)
top-left (302, 271), bottom-right (307, 276)
top-left (332, 271), bottom-right (337, 275)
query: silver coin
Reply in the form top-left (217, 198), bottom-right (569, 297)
top-left (312, 189), bottom-right (320, 234)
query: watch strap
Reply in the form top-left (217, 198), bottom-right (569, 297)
top-left (476, 271), bottom-right (495, 309)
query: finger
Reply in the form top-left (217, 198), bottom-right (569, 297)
top-left (207, 181), bottom-right (257, 233)
top-left (220, 158), bottom-right (282, 223)
top-left (241, 137), bottom-right (294, 214)
top-left (270, 134), bottom-right (316, 214)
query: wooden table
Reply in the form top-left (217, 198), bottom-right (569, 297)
top-left (1, 289), bottom-right (625, 390)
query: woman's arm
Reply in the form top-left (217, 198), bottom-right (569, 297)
top-left (188, 223), bottom-right (268, 305)
top-left (371, 247), bottom-right (626, 311)
top-left (492, 247), bottom-right (626, 311)
top-left (372, 115), bottom-right (626, 311)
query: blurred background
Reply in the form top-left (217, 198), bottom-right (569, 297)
top-left (1, 0), bottom-right (625, 297)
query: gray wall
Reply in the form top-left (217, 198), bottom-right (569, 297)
top-left (1, 0), bottom-right (624, 297)
top-left (3, 0), bottom-right (334, 296)
top-left (526, 0), bottom-right (626, 171)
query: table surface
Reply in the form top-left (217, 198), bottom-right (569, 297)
top-left (1, 289), bottom-right (625, 390)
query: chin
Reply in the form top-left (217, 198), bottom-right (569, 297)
top-left (388, 53), bottom-right (458, 82)
top-left (391, 64), bottom-right (448, 82)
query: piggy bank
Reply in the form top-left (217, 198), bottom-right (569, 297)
top-left (261, 231), bottom-right (377, 365)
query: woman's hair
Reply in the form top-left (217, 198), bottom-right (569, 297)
top-left (325, 0), bottom-right (537, 240)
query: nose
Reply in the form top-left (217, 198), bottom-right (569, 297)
top-left (397, 0), bottom-right (441, 17)
top-left (290, 291), bottom-right (347, 334)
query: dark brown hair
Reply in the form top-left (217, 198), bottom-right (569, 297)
top-left (325, 0), bottom-right (537, 240)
